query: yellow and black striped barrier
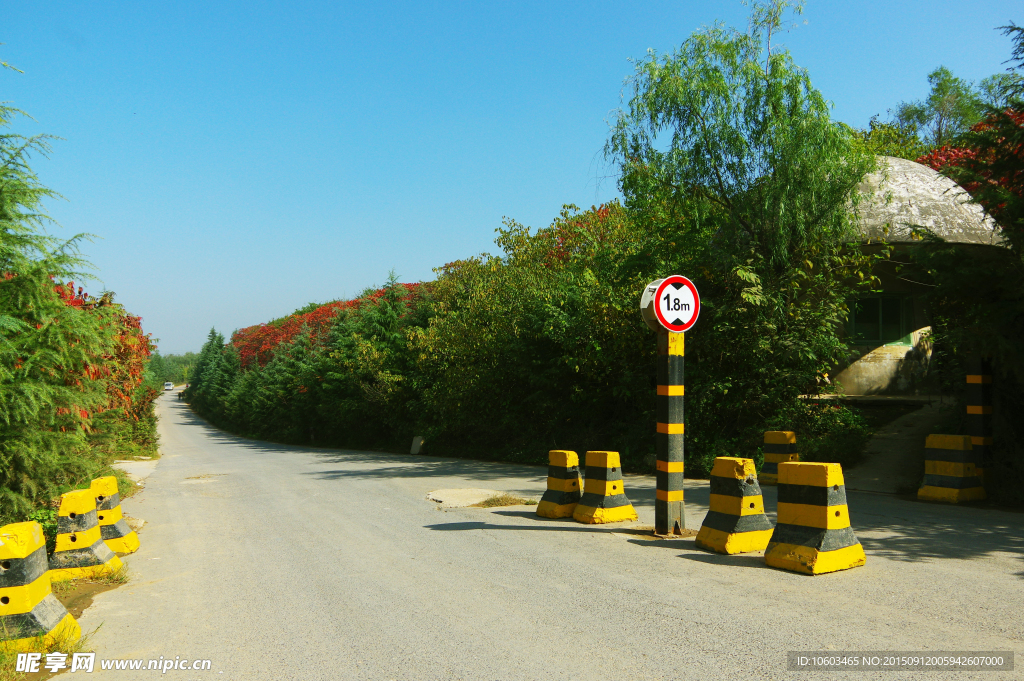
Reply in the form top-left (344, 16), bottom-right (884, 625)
top-left (49, 489), bottom-right (123, 582)
top-left (764, 462), bottom-right (866, 575)
top-left (655, 331), bottom-right (686, 534)
top-left (91, 476), bottom-right (140, 555)
top-left (573, 451), bottom-right (638, 524)
top-left (758, 431), bottom-right (799, 486)
top-left (695, 457), bottom-right (774, 554)
top-left (917, 435), bottom-right (986, 503)
top-left (536, 450), bottom-right (583, 518)
top-left (966, 357), bottom-right (992, 482)
top-left (0, 522), bottom-right (80, 651)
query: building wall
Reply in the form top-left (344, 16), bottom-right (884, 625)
top-left (833, 327), bottom-right (933, 395)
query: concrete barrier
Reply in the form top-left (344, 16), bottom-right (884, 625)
top-left (536, 450), bottom-right (583, 518)
top-left (90, 476), bottom-right (140, 555)
top-left (695, 457), bottom-right (774, 554)
top-left (758, 431), bottom-right (799, 486)
top-left (764, 462), bottom-right (866, 575)
top-left (573, 451), bottom-right (638, 524)
top-left (49, 489), bottom-right (123, 582)
top-left (917, 435), bottom-right (986, 503)
top-left (0, 522), bottom-right (80, 651)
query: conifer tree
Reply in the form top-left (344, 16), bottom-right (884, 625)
top-left (0, 64), bottom-right (117, 519)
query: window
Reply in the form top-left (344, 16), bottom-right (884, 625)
top-left (850, 296), bottom-right (914, 345)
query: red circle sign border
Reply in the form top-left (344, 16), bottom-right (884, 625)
top-left (654, 275), bottom-right (700, 333)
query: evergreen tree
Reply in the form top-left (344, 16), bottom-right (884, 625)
top-left (0, 63), bottom-right (119, 519)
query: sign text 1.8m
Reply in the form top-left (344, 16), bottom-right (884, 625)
top-left (653, 276), bottom-right (700, 333)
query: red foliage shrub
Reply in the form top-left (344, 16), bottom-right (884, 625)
top-left (54, 281), bottom-right (157, 423)
top-left (917, 110), bottom-right (1024, 225)
top-left (231, 283), bottom-right (422, 369)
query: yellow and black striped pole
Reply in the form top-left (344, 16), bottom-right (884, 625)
top-left (656, 330), bottom-right (685, 535)
top-left (966, 356), bottom-right (992, 481)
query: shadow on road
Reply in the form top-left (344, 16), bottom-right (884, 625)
top-left (681, 551), bottom-right (774, 570)
top-left (165, 398), bottom-right (1024, 575)
top-left (424, 521), bottom-right (642, 534)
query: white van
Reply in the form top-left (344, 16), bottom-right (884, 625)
top-left (163, 382), bottom-right (175, 391)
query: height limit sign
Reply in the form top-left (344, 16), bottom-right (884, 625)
top-left (640, 275), bottom-right (700, 333)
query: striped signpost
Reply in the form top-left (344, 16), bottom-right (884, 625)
top-left (965, 356), bottom-right (992, 480)
top-left (641, 275), bottom-right (700, 536)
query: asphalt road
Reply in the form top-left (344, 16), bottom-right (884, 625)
top-left (78, 393), bottom-right (1024, 680)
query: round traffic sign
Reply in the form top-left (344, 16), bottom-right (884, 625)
top-left (653, 275), bottom-right (700, 333)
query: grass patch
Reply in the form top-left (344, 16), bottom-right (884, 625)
top-left (472, 493), bottom-right (538, 508)
top-left (50, 564), bottom-right (130, 600)
top-left (88, 563), bottom-right (131, 587)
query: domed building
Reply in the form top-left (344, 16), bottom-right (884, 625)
top-left (832, 156), bottom-right (1004, 395)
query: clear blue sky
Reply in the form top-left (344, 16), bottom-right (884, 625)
top-left (5, 1), bottom-right (1020, 354)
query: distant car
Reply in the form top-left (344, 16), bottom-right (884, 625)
top-left (163, 382), bottom-right (175, 391)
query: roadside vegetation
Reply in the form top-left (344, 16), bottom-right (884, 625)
top-left (183, 4), bottom-right (1023, 505)
top-left (146, 351), bottom-right (197, 385)
top-left (185, 1), bottom-right (876, 475)
top-left (472, 494), bottom-right (538, 508)
top-left (0, 59), bottom-right (160, 526)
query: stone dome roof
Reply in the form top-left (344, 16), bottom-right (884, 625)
top-left (855, 156), bottom-right (1002, 246)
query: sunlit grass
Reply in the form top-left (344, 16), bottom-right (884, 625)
top-left (472, 493), bottom-right (538, 508)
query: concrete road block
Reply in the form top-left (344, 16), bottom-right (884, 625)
top-left (758, 431), bottom-right (799, 486)
top-left (0, 522), bottom-right (80, 651)
top-left (573, 451), bottom-right (638, 524)
top-left (536, 450), bottom-right (583, 518)
top-left (918, 435), bottom-right (986, 503)
top-left (49, 489), bottom-right (123, 582)
top-left (764, 462), bottom-right (866, 575)
top-left (90, 476), bottom-right (140, 555)
top-left (695, 457), bottom-right (774, 554)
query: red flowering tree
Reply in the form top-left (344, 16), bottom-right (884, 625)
top-left (917, 109), bottom-right (1024, 251)
top-left (231, 284), bottom-right (422, 369)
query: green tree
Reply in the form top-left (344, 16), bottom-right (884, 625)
top-left (603, 0), bottom-right (879, 469)
top-left (413, 204), bottom-right (655, 461)
top-left (1, 60), bottom-right (125, 520)
top-left (147, 352), bottom-right (169, 384)
top-left (851, 115), bottom-right (925, 160)
top-left (184, 329), bottom-right (239, 421)
top-left (895, 66), bottom-right (987, 148)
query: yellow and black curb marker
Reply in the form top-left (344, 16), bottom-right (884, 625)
top-left (91, 476), bottom-right (140, 555)
top-left (966, 357), bottom-right (992, 482)
top-left (0, 522), bottom-right (80, 651)
top-left (757, 431), bottom-right (799, 487)
top-left (49, 489), bottom-right (123, 583)
top-left (695, 457), bottom-right (774, 554)
top-left (536, 450), bottom-right (583, 519)
top-left (573, 451), bottom-right (638, 524)
top-left (764, 462), bottom-right (866, 575)
top-left (655, 331), bottom-right (686, 534)
top-left (917, 434), bottom-right (986, 503)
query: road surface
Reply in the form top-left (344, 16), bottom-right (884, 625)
top-left (78, 393), bottom-right (1024, 680)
